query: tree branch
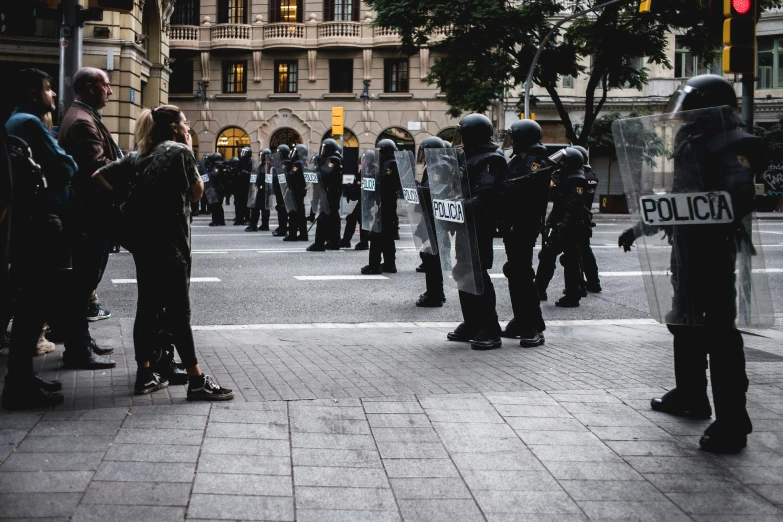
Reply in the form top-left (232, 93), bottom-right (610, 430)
top-left (545, 84), bottom-right (577, 143)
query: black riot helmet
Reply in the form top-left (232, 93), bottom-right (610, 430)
top-left (555, 147), bottom-right (584, 173)
top-left (320, 138), bottom-right (342, 159)
top-left (292, 144), bottom-right (308, 163)
top-left (452, 114), bottom-right (495, 150)
top-left (276, 144), bottom-right (291, 160)
top-left (665, 74), bottom-right (738, 115)
top-left (239, 146), bottom-right (252, 159)
top-left (310, 153), bottom-right (320, 166)
top-left (259, 147), bottom-right (272, 162)
top-left (570, 145), bottom-right (590, 169)
top-left (211, 152), bottom-right (222, 162)
top-left (230, 156), bottom-right (240, 165)
top-left (416, 136), bottom-right (445, 165)
top-left (360, 148), bottom-right (376, 173)
top-left (502, 120), bottom-right (546, 155)
top-left (376, 138), bottom-right (398, 163)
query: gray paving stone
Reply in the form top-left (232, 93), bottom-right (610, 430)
top-left (419, 397), bottom-right (490, 410)
top-left (0, 470), bottom-right (93, 493)
top-left (728, 466), bottom-right (783, 485)
top-left (187, 493), bottom-right (295, 520)
top-left (543, 461), bottom-right (645, 481)
top-left (193, 472), bottom-right (292, 496)
top-left (0, 492), bottom-right (81, 518)
top-left (295, 486), bottom-right (398, 511)
top-left (201, 437), bottom-right (290, 456)
top-left (29, 420), bottom-right (122, 437)
top-left (572, 412), bottom-right (657, 428)
top-left (667, 491), bottom-right (782, 515)
top-left (196, 454), bottom-right (291, 476)
top-left (292, 447), bottom-right (382, 468)
top-left (383, 459), bottom-right (461, 478)
top-left (43, 408), bottom-right (129, 421)
top-left (1, 452), bottom-right (104, 471)
top-left (485, 514), bottom-right (590, 522)
top-left (113, 428), bottom-right (204, 445)
top-left (290, 405), bottom-right (367, 419)
top-left (93, 461), bottom-right (196, 482)
top-left (121, 413), bottom-right (207, 429)
top-left (516, 430), bottom-right (604, 446)
top-left (452, 451), bottom-right (545, 471)
top-left (290, 416), bottom-right (371, 434)
top-left (131, 403), bottom-right (211, 415)
top-left (606, 440), bottom-right (702, 457)
top-left (293, 467), bottom-right (390, 488)
top-left (389, 477), bottom-right (472, 499)
top-left (71, 504), bottom-right (186, 522)
top-left (363, 402), bottom-right (425, 414)
top-left (0, 413), bottom-right (43, 430)
top-left (14, 435), bottom-right (115, 454)
top-left (432, 421), bottom-right (518, 439)
top-left (80, 481), bottom-right (191, 506)
top-left (104, 443), bottom-right (201, 463)
top-left (398, 498), bottom-right (485, 522)
top-left (560, 479), bottom-right (670, 501)
top-left (529, 444), bottom-right (624, 463)
top-left (625, 456), bottom-right (721, 474)
top-left (576, 500), bottom-right (693, 521)
top-left (425, 410), bottom-right (504, 424)
top-left (291, 432), bottom-right (376, 450)
top-left (366, 413), bottom-right (431, 428)
top-left (211, 401), bottom-right (288, 411)
top-left (749, 484), bottom-right (783, 506)
top-left (208, 408), bottom-right (288, 425)
top-left (504, 417), bottom-right (589, 432)
top-left (460, 469), bottom-right (562, 491)
top-left (375, 441), bottom-right (449, 459)
top-left (369, 427), bottom-right (441, 443)
top-left (0, 429), bottom-right (30, 450)
top-left (484, 393), bottom-right (560, 406)
top-left (494, 404), bottom-right (574, 418)
top-left (644, 473), bottom-right (748, 493)
top-left (296, 509), bottom-right (401, 522)
top-left (205, 422), bottom-right (289, 439)
top-left (589, 425), bottom-right (678, 441)
top-left (473, 490), bottom-right (582, 514)
top-left (436, 434), bottom-right (529, 454)
top-left (548, 392), bottom-right (624, 403)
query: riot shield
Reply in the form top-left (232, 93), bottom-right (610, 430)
top-left (360, 149), bottom-right (382, 233)
top-left (395, 150), bottom-right (437, 255)
top-left (305, 153), bottom-right (329, 216)
top-left (201, 171), bottom-right (219, 205)
top-left (612, 105), bottom-right (774, 328)
top-left (247, 162), bottom-right (260, 209)
top-left (425, 148), bottom-right (483, 295)
top-left (263, 156), bottom-right (276, 210)
top-left (271, 152), bottom-right (297, 212)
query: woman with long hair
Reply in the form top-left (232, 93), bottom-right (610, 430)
top-left (93, 105), bottom-right (233, 400)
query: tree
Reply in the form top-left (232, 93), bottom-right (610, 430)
top-left (365, 0), bottom-right (782, 146)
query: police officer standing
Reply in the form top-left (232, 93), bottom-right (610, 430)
top-left (619, 75), bottom-right (761, 453)
top-left (233, 147), bottom-right (252, 226)
top-left (308, 139), bottom-right (343, 251)
top-left (361, 139), bottom-right (401, 274)
top-left (445, 114), bottom-right (505, 350)
top-left (286, 144), bottom-right (309, 242)
top-left (499, 120), bottom-right (550, 346)
top-left (272, 144), bottom-right (290, 236)
top-left (415, 137), bottom-right (446, 307)
top-left (572, 145), bottom-right (601, 293)
top-left (535, 148), bottom-right (589, 307)
top-left (208, 152), bottom-right (226, 226)
top-left (246, 148), bottom-right (271, 232)
top-left (340, 167), bottom-right (369, 250)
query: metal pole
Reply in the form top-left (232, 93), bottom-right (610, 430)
top-left (523, 0), bottom-right (630, 119)
top-left (741, 73), bottom-right (755, 131)
top-left (58, 0), bottom-right (83, 121)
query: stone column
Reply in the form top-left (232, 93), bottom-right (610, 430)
top-left (308, 49), bottom-right (317, 82)
top-left (253, 51), bottom-right (262, 82)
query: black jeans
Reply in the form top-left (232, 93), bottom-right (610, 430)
top-left (131, 253), bottom-right (198, 368)
top-left (504, 226), bottom-right (545, 332)
top-left (421, 251), bottom-right (444, 300)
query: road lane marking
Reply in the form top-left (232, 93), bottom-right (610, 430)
top-left (112, 277), bottom-right (221, 284)
top-left (294, 275), bottom-right (389, 280)
top-left (489, 268), bottom-right (783, 279)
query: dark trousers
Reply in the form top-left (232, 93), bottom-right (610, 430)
top-left (7, 266), bottom-right (55, 380)
top-left (421, 251), bottom-right (443, 300)
top-left (457, 271), bottom-right (500, 341)
top-left (667, 324), bottom-right (751, 435)
top-left (369, 224), bottom-right (395, 267)
top-left (579, 238), bottom-right (600, 287)
top-left (249, 208), bottom-right (270, 229)
top-left (210, 202), bottom-right (225, 225)
top-left (200, 195), bottom-right (209, 213)
top-left (233, 197), bottom-right (248, 224)
top-left (535, 230), bottom-right (583, 299)
top-left (456, 224), bottom-right (500, 340)
top-left (343, 203), bottom-right (367, 245)
top-left (504, 227), bottom-right (545, 332)
top-left (314, 194), bottom-right (341, 246)
top-left (287, 194), bottom-right (307, 238)
top-left (275, 203), bottom-right (288, 233)
top-left (132, 253), bottom-right (198, 368)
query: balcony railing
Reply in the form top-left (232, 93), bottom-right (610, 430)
top-left (373, 26), bottom-right (398, 38)
top-left (211, 23), bottom-right (252, 40)
top-left (317, 21), bottom-right (361, 39)
top-left (263, 23), bottom-right (305, 40)
top-left (170, 25), bottom-right (199, 41)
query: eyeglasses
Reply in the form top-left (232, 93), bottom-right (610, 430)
top-left (182, 120), bottom-right (191, 128)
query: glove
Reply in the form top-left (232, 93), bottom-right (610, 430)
top-left (618, 227), bottom-right (636, 252)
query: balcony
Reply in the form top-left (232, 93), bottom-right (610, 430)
top-left (317, 21), bottom-right (361, 46)
top-left (169, 25), bottom-right (200, 49)
top-left (210, 23), bottom-right (253, 49)
top-left (373, 26), bottom-right (399, 46)
top-left (262, 23), bottom-right (306, 48)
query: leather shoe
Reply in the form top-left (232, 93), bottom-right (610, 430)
top-left (307, 243), bottom-right (326, 252)
top-left (361, 265), bottom-right (382, 275)
top-left (89, 338), bottom-right (114, 356)
top-left (283, 235), bottom-right (298, 242)
top-left (272, 228), bottom-right (286, 236)
top-left (650, 389), bottom-right (712, 419)
top-left (298, 235), bottom-right (309, 241)
top-left (699, 432), bottom-right (747, 454)
top-left (519, 330), bottom-right (545, 348)
top-left (586, 283), bottom-right (602, 293)
top-left (32, 374), bottom-right (62, 392)
top-left (62, 348), bottom-right (116, 370)
top-left (415, 263), bottom-right (425, 273)
top-left (355, 242), bottom-right (369, 251)
top-left (325, 243), bottom-right (341, 250)
top-left (339, 239), bottom-right (351, 248)
top-left (555, 296), bottom-right (580, 307)
top-left (2, 384), bottom-right (64, 410)
top-left (471, 337), bottom-right (502, 350)
top-left (415, 295), bottom-right (443, 307)
top-left (538, 292), bottom-right (548, 301)
top-left (447, 323), bottom-right (474, 342)
top-left (381, 263), bottom-right (397, 273)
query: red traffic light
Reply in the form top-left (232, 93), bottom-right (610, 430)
top-left (732, 0), bottom-right (751, 15)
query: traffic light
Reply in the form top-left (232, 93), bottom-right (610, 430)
top-left (722, 0), bottom-right (756, 73)
top-left (331, 107), bottom-right (344, 136)
top-left (87, 0), bottom-right (133, 13)
top-left (639, 0), bottom-right (651, 13)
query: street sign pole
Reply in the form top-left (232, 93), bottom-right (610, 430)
top-left (59, 0), bottom-right (83, 121)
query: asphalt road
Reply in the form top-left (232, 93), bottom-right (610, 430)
top-left (96, 205), bottom-right (783, 326)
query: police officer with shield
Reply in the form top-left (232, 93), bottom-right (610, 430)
top-left (444, 114), bottom-right (505, 350)
top-left (246, 148), bottom-right (272, 232)
top-left (286, 144), bottom-right (309, 242)
top-left (499, 120), bottom-right (551, 346)
top-left (572, 145), bottom-right (601, 293)
top-left (271, 145), bottom-right (290, 236)
top-left (233, 147), bottom-right (252, 226)
top-left (617, 75), bottom-right (766, 453)
top-left (414, 137), bottom-right (447, 307)
top-left (308, 139), bottom-right (343, 251)
top-left (207, 152), bottom-right (226, 226)
top-left (534, 148), bottom-right (589, 307)
top-left (361, 140), bottom-right (401, 274)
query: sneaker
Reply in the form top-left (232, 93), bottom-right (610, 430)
top-left (361, 265), bottom-right (382, 275)
top-left (87, 303), bottom-right (112, 322)
top-left (134, 369), bottom-right (169, 395)
top-left (187, 374), bottom-right (234, 401)
top-left (35, 332), bottom-right (56, 356)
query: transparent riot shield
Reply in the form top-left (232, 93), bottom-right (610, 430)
top-left (263, 156), bottom-right (275, 210)
top-left (247, 161), bottom-right (260, 209)
top-left (201, 171), bottom-right (219, 205)
top-left (271, 152), bottom-right (297, 213)
top-left (395, 150), bottom-right (437, 255)
top-left (612, 105), bottom-right (774, 328)
top-left (361, 149), bottom-right (382, 233)
top-left (305, 154), bottom-right (329, 217)
top-left (425, 148), bottom-right (484, 295)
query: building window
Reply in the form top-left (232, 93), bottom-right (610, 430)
top-left (222, 61), bottom-right (247, 93)
top-left (216, 127), bottom-right (250, 160)
top-left (622, 57), bottom-right (645, 88)
top-left (218, 0), bottom-right (246, 24)
top-left (329, 59), bottom-right (353, 93)
top-left (384, 59), bottom-right (409, 93)
top-left (270, 0), bottom-right (303, 23)
top-left (324, 0), bottom-right (359, 21)
top-left (275, 60), bottom-right (298, 93)
top-left (170, 58), bottom-right (194, 94)
top-left (758, 37), bottom-right (783, 89)
top-left (674, 36), bottom-right (720, 78)
top-left (172, 0), bottom-right (199, 25)
top-left (562, 75), bottom-right (574, 88)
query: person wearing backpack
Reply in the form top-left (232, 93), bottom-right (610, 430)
top-left (92, 105), bottom-right (234, 400)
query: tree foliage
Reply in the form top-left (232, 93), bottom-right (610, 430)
top-left (365, 0), bottom-right (783, 146)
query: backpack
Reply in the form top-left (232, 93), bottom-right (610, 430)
top-left (3, 135), bottom-right (48, 213)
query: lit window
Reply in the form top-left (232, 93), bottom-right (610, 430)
top-left (223, 61), bottom-right (247, 93)
top-left (275, 60), bottom-right (298, 93)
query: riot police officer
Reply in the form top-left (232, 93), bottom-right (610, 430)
top-left (619, 74), bottom-right (762, 453)
top-left (246, 148), bottom-right (272, 232)
top-left (286, 144), bottom-right (308, 242)
top-left (233, 147), bottom-right (252, 225)
top-left (200, 154), bottom-right (211, 214)
top-left (571, 145), bottom-right (601, 293)
top-left (361, 139), bottom-right (401, 274)
top-left (500, 120), bottom-right (550, 346)
top-left (535, 148), bottom-right (589, 307)
top-left (415, 136), bottom-right (447, 307)
top-left (308, 139), bottom-right (343, 251)
top-left (272, 144), bottom-right (290, 236)
top-left (445, 114), bottom-right (505, 350)
top-left (340, 163), bottom-right (368, 250)
top-left (208, 152), bottom-right (226, 226)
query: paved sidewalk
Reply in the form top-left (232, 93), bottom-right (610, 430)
top-left (1, 320), bottom-right (782, 521)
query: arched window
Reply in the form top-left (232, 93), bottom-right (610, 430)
top-left (269, 127), bottom-right (303, 150)
top-left (377, 127), bottom-right (415, 154)
top-left (322, 128), bottom-right (359, 174)
top-left (216, 127), bottom-right (250, 160)
top-left (322, 128), bottom-right (359, 148)
top-left (436, 127), bottom-right (457, 145)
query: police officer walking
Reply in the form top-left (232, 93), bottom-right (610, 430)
top-left (572, 145), bottom-right (601, 293)
top-left (535, 148), bottom-right (589, 307)
top-left (246, 148), bottom-right (271, 232)
top-left (308, 139), bottom-right (343, 251)
top-left (499, 120), bottom-right (550, 346)
top-left (271, 145), bottom-right (289, 236)
top-left (286, 144), bottom-right (309, 242)
top-left (361, 140), bottom-right (401, 274)
top-left (445, 114), bottom-right (505, 350)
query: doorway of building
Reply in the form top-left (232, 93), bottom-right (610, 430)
top-left (377, 127), bottom-right (415, 154)
top-left (269, 127), bottom-right (303, 150)
top-left (322, 128), bottom-right (359, 174)
top-left (216, 126), bottom-right (250, 160)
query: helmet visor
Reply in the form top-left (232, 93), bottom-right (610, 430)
top-left (664, 85), bottom-right (695, 115)
top-left (547, 148), bottom-right (567, 165)
top-left (451, 128), bottom-right (464, 148)
top-left (501, 132), bottom-right (514, 150)
top-left (416, 147), bottom-right (427, 165)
